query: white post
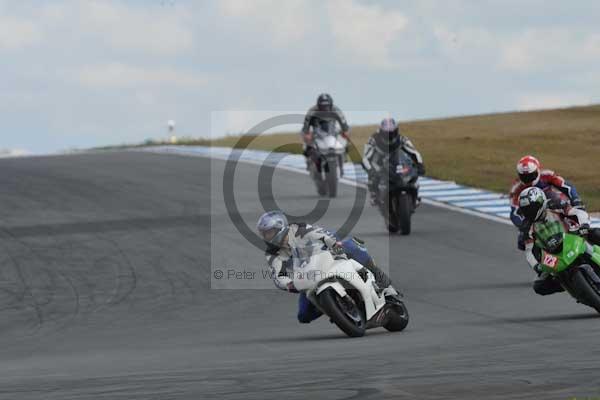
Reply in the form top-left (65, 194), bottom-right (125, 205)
top-left (167, 120), bottom-right (177, 144)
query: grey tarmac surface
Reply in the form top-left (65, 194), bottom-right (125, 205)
top-left (0, 151), bottom-right (598, 399)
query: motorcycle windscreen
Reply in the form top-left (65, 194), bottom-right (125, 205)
top-left (541, 234), bottom-right (586, 273)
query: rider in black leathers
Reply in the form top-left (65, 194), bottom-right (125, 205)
top-left (301, 93), bottom-right (350, 167)
top-left (363, 118), bottom-right (425, 205)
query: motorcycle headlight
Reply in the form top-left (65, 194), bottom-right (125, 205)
top-left (395, 164), bottom-right (409, 175)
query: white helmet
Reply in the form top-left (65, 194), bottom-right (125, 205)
top-left (256, 210), bottom-right (289, 248)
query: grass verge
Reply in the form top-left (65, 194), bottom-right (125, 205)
top-left (119, 105), bottom-right (600, 211)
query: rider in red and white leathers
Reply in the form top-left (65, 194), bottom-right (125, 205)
top-left (509, 155), bottom-right (586, 249)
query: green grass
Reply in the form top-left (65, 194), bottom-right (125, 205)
top-left (119, 104), bottom-right (600, 211)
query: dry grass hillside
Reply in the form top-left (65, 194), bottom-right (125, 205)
top-left (143, 105), bottom-right (600, 210)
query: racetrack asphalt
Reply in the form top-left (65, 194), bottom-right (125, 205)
top-left (0, 151), bottom-right (598, 399)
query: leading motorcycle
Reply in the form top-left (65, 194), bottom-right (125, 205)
top-left (308, 124), bottom-right (347, 198)
top-left (294, 250), bottom-right (409, 337)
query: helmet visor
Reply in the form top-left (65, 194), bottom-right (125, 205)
top-left (519, 171), bottom-right (538, 184)
top-left (260, 227), bottom-right (280, 242)
top-left (520, 204), bottom-right (542, 221)
top-left (318, 102), bottom-right (331, 111)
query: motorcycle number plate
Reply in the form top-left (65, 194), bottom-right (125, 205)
top-left (543, 253), bottom-right (558, 269)
top-left (396, 165), bottom-right (408, 174)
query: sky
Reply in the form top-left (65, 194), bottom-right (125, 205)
top-left (1, 0), bottom-right (600, 154)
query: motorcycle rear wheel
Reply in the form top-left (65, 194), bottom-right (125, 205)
top-left (383, 301), bottom-right (410, 332)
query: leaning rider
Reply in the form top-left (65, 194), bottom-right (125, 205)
top-left (510, 155), bottom-right (585, 250)
top-left (517, 187), bottom-right (600, 296)
top-left (256, 210), bottom-right (401, 324)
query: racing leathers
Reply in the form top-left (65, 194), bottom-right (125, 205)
top-left (362, 133), bottom-right (425, 205)
top-left (264, 223), bottom-right (396, 323)
top-left (510, 169), bottom-right (583, 229)
top-left (510, 170), bottom-right (584, 250)
top-left (301, 105), bottom-right (350, 164)
top-left (524, 206), bottom-right (600, 295)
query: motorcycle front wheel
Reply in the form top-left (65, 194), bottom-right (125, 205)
top-left (397, 193), bottom-right (412, 235)
top-left (309, 160), bottom-right (327, 196)
top-left (318, 288), bottom-right (366, 337)
top-left (325, 157), bottom-right (338, 198)
top-left (571, 268), bottom-right (600, 313)
top-left (384, 193), bottom-right (399, 233)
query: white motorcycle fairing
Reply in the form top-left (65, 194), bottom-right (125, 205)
top-left (294, 251), bottom-right (386, 321)
top-left (314, 134), bottom-right (347, 156)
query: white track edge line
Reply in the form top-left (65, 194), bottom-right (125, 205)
top-left (138, 147), bottom-right (515, 226)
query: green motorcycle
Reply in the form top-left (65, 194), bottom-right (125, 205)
top-left (536, 220), bottom-right (600, 312)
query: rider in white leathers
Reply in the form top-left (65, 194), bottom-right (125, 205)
top-left (256, 210), bottom-right (401, 323)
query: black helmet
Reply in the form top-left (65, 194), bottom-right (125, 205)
top-left (378, 117), bottom-right (400, 144)
top-left (316, 93), bottom-right (333, 111)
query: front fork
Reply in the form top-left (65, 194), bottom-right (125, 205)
top-left (325, 154), bottom-right (343, 177)
top-left (558, 263), bottom-right (600, 300)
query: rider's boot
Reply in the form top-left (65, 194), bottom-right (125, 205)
top-left (382, 286), bottom-right (404, 305)
top-left (587, 228), bottom-right (600, 246)
top-left (364, 261), bottom-right (391, 288)
top-left (367, 176), bottom-right (380, 206)
top-left (369, 191), bottom-right (379, 206)
top-left (415, 182), bottom-right (422, 208)
top-left (364, 261), bottom-right (403, 303)
top-left (532, 265), bottom-right (565, 296)
top-left (414, 196), bottom-right (421, 209)
top-left (303, 145), bottom-right (314, 171)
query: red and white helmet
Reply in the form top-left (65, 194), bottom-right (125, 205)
top-left (516, 155), bottom-right (541, 185)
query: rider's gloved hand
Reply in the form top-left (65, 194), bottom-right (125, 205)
top-left (286, 282), bottom-right (299, 293)
top-left (579, 223), bottom-right (591, 236)
top-left (331, 242), bottom-right (347, 258)
top-left (303, 131), bottom-right (313, 144)
top-left (572, 198), bottom-right (586, 210)
top-left (417, 164), bottom-right (426, 176)
top-left (341, 131), bottom-right (349, 139)
top-left (533, 263), bottom-right (543, 276)
top-left (547, 197), bottom-right (568, 210)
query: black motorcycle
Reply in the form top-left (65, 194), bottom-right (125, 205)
top-left (377, 150), bottom-right (419, 234)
